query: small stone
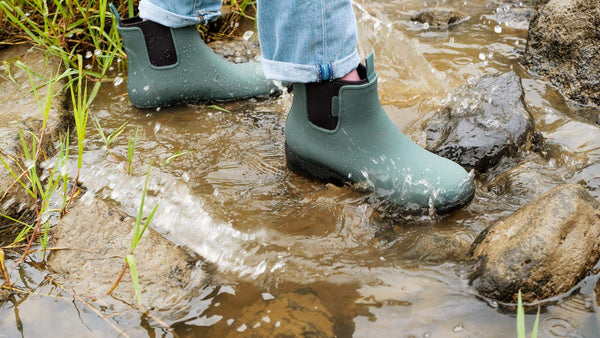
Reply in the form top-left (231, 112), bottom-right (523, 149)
top-left (410, 8), bottom-right (468, 27)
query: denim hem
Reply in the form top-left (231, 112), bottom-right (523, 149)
top-left (139, 0), bottom-right (221, 28)
top-left (260, 50), bottom-right (361, 83)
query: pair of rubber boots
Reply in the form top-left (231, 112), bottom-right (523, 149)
top-left (113, 7), bottom-right (475, 214)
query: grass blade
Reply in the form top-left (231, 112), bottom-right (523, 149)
top-left (125, 254), bottom-right (141, 307)
top-left (517, 290), bottom-right (525, 338)
top-left (531, 306), bottom-right (540, 338)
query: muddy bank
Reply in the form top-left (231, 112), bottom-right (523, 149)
top-left (48, 198), bottom-right (207, 318)
top-left (0, 45), bottom-right (71, 226)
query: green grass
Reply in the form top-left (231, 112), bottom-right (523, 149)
top-left (0, 64), bottom-right (70, 261)
top-left (517, 290), bottom-right (540, 338)
top-left (0, 0), bottom-right (253, 305)
top-left (92, 115), bottom-right (128, 150)
top-left (127, 127), bottom-right (138, 174)
top-left (109, 161), bottom-right (158, 307)
top-left (163, 150), bottom-right (190, 166)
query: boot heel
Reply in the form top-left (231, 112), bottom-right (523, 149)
top-left (285, 143), bottom-right (345, 185)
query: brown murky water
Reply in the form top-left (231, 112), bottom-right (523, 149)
top-left (2, 0), bottom-right (600, 336)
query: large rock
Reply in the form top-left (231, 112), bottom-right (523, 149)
top-left (424, 72), bottom-right (535, 172)
top-left (525, 0), bottom-right (600, 107)
top-left (469, 184), bottom-right (600, 303)
top-left (47, 198), bottom-right (206, 318)
top-left (0, 45), bottom-right (71, 224)
top-left (410, 8), bottom-right (468, 27)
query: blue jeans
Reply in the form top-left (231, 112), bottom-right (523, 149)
top-left (139, 0), bottom-right (361, 83)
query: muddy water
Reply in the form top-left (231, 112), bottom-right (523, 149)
top-left (3, 0), bottom-right (600, 336)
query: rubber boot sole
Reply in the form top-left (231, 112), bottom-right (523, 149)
top-left (285, 143), bottom-right (475, 215)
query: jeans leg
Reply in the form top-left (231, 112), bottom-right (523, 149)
top-left (257, 0), bottom-right (361, 83)
top-left (139, 0), bottom-right (222, 27)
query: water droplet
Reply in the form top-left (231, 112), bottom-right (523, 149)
top-left (494, 25), bottom-right (502, 33)
top-left (242, 30), bottom-right (254, 41)
top-left (113, 76), bottom-right (124, 86)
top-left (262, 293), bottom-right (274, 300)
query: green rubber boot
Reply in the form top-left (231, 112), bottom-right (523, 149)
top-left (110, 5), bottom-right (280, 108)
top-left (285, 54), bottom-right (475, 214)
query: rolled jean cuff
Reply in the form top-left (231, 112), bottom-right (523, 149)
top-left (260, 50), bottom-right (361, 83)
top-left (139, 0), bottom-right (221, 28)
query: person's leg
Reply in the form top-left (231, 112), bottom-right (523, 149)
top-left (138, 0), bottom-right (222, 27)
top-left (257, 0), bottom-right (360, 83)
top-left (110, 2), bottom-right (280, 108)
top-left (257, 0), bottom-right (475, 214)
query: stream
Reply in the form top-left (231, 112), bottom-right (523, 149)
top-left (1, 0), bottom-right (600, 336)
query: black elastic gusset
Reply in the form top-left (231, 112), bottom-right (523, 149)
top-left (305, 70), bottom-right (368, 130)
top-left (121, 19), bottom-right (177, 67)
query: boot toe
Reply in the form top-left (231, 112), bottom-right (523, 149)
top-left (433, 168), bottom-right (475, 214)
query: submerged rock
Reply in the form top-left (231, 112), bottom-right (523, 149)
top-left (0, 45), bottom-right (71, 225)
top-left (503, 0), bottom-right (550, 7)
top-left (48, 199), bottom-right (206, 317)
top-left (469, 184), bottom-right (600, 303)
top-left (573, 162), bottom-right (600, 200)
top-left (424, 72), bottom-right (535, 172)
top-left (525, 0), bottom-right (600, 107)
top-left (486, 4), bottom-right (535, 30)
top-left (221, 291), bottom-right (335, 337)
top-left (410, 8), bottom-right (468, 27)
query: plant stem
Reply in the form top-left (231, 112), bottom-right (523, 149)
top-left (107, 261), bottom-right (128, 295)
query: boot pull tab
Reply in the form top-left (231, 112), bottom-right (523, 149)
top-left (109, 3), bottom-right (121, 24)
top-left (331, 96), bottom-right (339, 118)
top-left (366, 53), bottom-right (376, 82)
